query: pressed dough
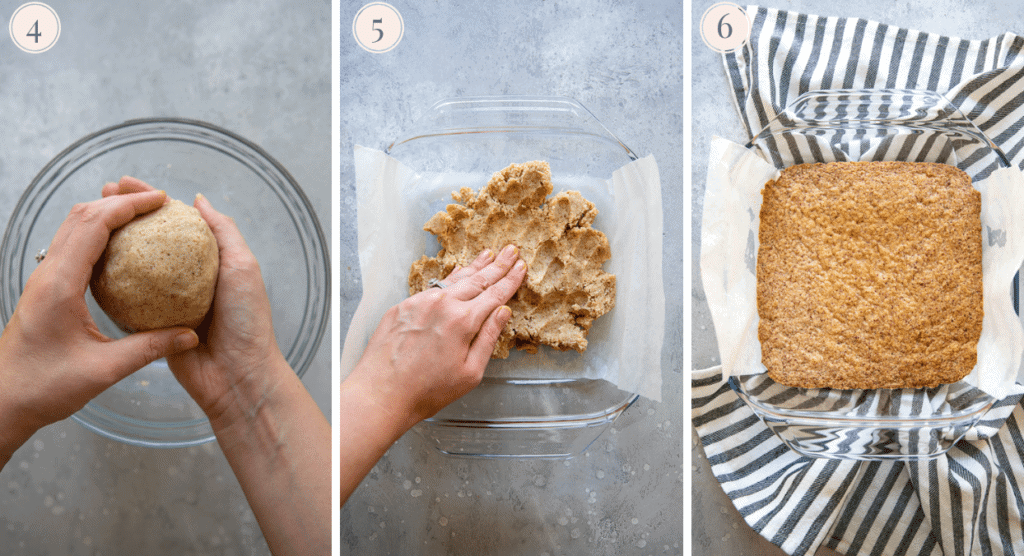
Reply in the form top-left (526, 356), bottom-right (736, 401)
top-left (91, 199), bottom-right (219, 332)
top-left (409, 161), bottom-right (616, 359)
top-left (757, 161), bottom-right (982, 389)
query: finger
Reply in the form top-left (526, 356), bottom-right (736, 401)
top-left (96, 328), bottom-right (199, 384)
top-left (193, 193), bottom-right (255, 261)
top-left (441, 249), bottom-right (495, 286)
top-left (450, 244), bottom-right (520, 301)
top-left (466, 257), bottom-right (527, 326)
top-left (101, 176), bottom-right (157, 197)
top-left (47, 190), bottom-right (168, 285)
top-left (100, 182), bottom-right (119, 197)
top-left (464, 305), bottom-right (513, 373)
top-left (192, 193), bottom-right (273, 320)
top-left (119, 175), bottom-right (157, 191)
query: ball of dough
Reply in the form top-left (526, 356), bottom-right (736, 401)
top-left (90, 199), bottom-right (219, 332)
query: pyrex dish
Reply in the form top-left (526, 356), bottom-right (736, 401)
top-left (735, 89), bottom-right (1011, 460)
top-left (0, 119), bottom-right (329, 447)
top-left (386, 96), bottom-right (639, 458)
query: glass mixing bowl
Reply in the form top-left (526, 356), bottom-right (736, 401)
top-left (735, 89), bottom-right (1018, 460)
top-left (1, 118), bottom-right (329, 447)
top-left (386, 96), bottom-right (642, 458)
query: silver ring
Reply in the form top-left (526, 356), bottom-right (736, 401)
top-left (35, 248), bottom-right (47, 263)
top-left (427, 278), bottom-right (447, 289)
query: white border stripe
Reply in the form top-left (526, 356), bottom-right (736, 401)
top-left (331, 1), bottom-right (341, 554)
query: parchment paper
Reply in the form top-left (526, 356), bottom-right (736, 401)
top-left (341, 146), bottom-right (665, 401)
top-left (701, 136), bottom-right (1024, 400)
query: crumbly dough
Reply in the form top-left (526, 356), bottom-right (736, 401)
top-left (91, 199), bottom-right (219, 332)
top-left (409, 161), bottom-right (616, 359)
top-left (757, 161), bottom-right (982, 389)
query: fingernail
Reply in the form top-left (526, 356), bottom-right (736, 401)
top-left (498, 306), bottom-right (512, 320)
top-left (514, 259), bottom-right (526, 271)
top-left (481, 249), bottom-right (494, 260)
top-left (502, 244), bottom-right (518, 257)
top-left (174, 330), bottom-right (199, 351)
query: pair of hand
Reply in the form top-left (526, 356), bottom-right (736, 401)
top-left (0, 171), bottom-right (527, 471)
top-left (0, 176), bottom-right (283, 458)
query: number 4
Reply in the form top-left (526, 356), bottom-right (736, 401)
top-left (26, 20), bottom-right (42, 43)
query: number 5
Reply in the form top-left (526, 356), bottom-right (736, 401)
top-left (371, 18), bottom-right (383, 43)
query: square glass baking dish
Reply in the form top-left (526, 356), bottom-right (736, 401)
top-left (732, 89), bottom-right (1019, 460)
top-left (384, 96), bottom-right (640, 458)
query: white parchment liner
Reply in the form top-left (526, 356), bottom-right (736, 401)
top-left (341, 146), bottom-right (665, 401)
top-left (701, 136), bottom-right (1024, 400)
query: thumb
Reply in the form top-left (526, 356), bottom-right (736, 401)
top-left (100, 328), bottom-right (199, 382)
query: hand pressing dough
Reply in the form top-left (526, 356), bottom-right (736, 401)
top-left (91, 199), bottom-right (219, 332)
top-left (409, 161), bottom-right (616, 359)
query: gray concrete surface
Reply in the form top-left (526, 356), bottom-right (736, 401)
top-left (0, 0), bottom-right (330, 553)
top-left (691, 1), bottom-right (1024, 555)
top-left (339, 1), bottom-right (685, 553)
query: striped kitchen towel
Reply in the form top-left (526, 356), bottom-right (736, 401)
top-left (724, 8), bottom-right (1024, 172)
top-left (696, 7), bottom-right (1024, 556)
top-left (694, 366), bottom-right (1024, 556)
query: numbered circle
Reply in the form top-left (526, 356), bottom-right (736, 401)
top-left (700, 2), bottom-right (750, 54)
top-left (352, 2), bottom-right (403, 54)
top-left (9, 2), bottom-right (60, 53)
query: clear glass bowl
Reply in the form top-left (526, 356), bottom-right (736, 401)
top-left (0, 118), bottom-right (330, 447)
top-left (386, 96), bottom-right (640, 458)
top-left (738, 89), bottom-right (1012, 460)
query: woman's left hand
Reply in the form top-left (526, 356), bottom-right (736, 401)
top-left (0, 186), bottom-right (199, 463)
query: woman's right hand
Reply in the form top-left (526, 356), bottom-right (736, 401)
top-left (103, 177), bottom-right (291, 428)
top-left (344, 244), bottom-right (527, 434)
top-left (106, 177), bottom-right (329, 556)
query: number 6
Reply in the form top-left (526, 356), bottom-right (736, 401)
top-left (717, 14), bottom-right (732, 39)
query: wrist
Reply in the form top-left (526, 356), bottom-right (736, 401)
top-left (0, 391), bottom-right (42, 466)
top-left (204, 354), bottom-right (295, 442)
top-left (342, 360), bottom-right (416, 442)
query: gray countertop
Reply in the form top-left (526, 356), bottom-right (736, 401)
top-left (691, 1), bottom-right (1024, 555)
top-left (0, 0), bottom-right (330, 553)
top-left (339, 0), bottom-right (684, 553)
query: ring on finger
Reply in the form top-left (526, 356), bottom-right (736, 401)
top-left (427, 278), bottom-right (447, 289)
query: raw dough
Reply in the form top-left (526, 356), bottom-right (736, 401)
top-left (409, 161), bottom-right (616, 359)
top-left (91, 198), bottom-right (219, 332)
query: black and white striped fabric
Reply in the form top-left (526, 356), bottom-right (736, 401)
top-left (696, 7), bottom-right (1024, 556)
top-left (695, 367), bottom-right (1024, 555)
top-left (725, 9), bottom-right (1024, 170)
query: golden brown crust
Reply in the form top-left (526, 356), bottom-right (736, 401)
top-left (756, 161), bottom-right (982, 389)
top-left (409, 161), bottom-right (616, 359)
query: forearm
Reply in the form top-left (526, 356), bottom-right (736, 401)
top-left (0, 341), bottom-right (47, 471)
top-left (337, 364), bottom-right (412, 506)
top-left (209, 361), bottom-right (330, 556)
